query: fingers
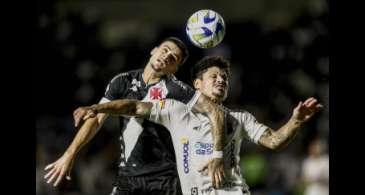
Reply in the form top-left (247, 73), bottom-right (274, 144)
top-left (44, 167), bottom-right (57, 179)
top-left (74, 108), bottom-right (86, 127)
top-left (315, 104), bottom-right (324, 111)
top-left (211, 166), bottom-right (216, 188)
top-left (306, 98), bottom-right (318, 108)
top-left (215, 171), bottom-right (223, 188)
top-left (46, 167), bottom-right (59, 184)
top-left (45, 163), bottom-right (54, 171)
top-left (198, 161), bottom-right (209, 172)
top-left (74, 109), bottom-right (82, 127)
top-left (300, 97), bottom-right (324, 111)
top-left (66, 159), bottom-right (74, 181)
top-left (303, 97), bottom-right (314, 106)
top-left (54, 167), bottom-right (66, 187)
top-left (221, 167), bottom-right (226, 180)
top-left (83, 111), bottom-right (96, 121)
top-left (295, 101), bottom-right (303, 111)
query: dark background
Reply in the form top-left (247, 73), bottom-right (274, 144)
top-left (35, 0), bottom-right (329, 195)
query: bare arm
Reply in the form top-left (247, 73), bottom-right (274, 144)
top-left (259, 97), bottom-right (323, 150)
top-left (192, 94), bottom-right (226, 188)
top-left (192, 94), bottom-right (225, 151)
top-left (259, 120), bottom-right (301, 150)
top-left (74, 99), bottom-right (153, 123)
top-left (44, 113), bottom-right (108, 187)
top-left (67, 113), bottom-right (109, 156)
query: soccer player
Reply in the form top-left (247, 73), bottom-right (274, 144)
top-left (70, 56), bottom-right (323, 195)
top-left (44, 38), bottom-right (226, 195)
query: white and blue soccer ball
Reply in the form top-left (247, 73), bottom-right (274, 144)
top-left (186, 9), bottom-right (225, 48)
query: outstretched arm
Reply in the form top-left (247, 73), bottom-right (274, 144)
top-left (259, 97), bottom-right (323, 150)
top-left (45, 100), bottom-right (152, 187)
top-left (44, 113), bottom-right (108, 187)
top-left (73, 99), bottom-right (153, 124)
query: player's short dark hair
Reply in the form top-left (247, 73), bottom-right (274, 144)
top-left (161, 37), bottom-right (189, 66)
top-left (191, 56), bottom-right (231, 82)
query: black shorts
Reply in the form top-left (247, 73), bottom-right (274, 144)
top-left (110, 174), bottom-right (182, 195)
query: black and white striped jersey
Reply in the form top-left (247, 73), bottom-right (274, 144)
top-left (100, 69), bottom-right (196, 176)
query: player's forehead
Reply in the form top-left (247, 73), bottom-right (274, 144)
top-left (203, 66), bottom-right (228, 77)
top-left (160, 41), bottom-right (182, 54)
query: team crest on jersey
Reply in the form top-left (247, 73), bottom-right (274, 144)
top-left (145, 81), bottom-right (168, 101)
top-left (150, 87), bottom-right (162, 99)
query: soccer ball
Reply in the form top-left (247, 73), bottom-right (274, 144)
top-left (186, 9), bottom-right (225, 48)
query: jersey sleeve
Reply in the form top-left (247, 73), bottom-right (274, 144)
top-left (103, 73), bottom-right (129, 101)
top-left (239, 111), bottom-right (268, 144)
top-left (149, 99), bottom-right (188, 132)
top-left (166, 77), bottom-right (196, 104)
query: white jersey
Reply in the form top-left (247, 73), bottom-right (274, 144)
top-left (149, 92), bottom-right (268, 195)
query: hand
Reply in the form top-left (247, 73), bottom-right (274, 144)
top-left (44, 153), bottom-right (75, 187)
top-left (73, 106), bottom-right (97, 127)
top-left (198, 158), bottom-right (226, 188)
top-left (292, 97), bottom-right (323, 123)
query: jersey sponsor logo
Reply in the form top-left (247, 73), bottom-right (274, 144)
top-left (180, 136), bottom-right (190, 173)
top-left (194, 142), bottom-right (213, 155)
top-left (191, 187), bottom-right (198, 195)
top-left (150, 87), bottom-right (162, 100)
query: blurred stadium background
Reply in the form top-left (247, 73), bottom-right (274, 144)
top-left (35, 0), bottom-right (329, 195)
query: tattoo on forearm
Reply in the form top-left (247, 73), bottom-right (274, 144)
top-left (260, 119), bottom-right (301, 150)
top-left (95, 100), bottom-right (138, 116)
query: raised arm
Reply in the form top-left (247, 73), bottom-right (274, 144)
top-left (192, 94), bottom-right (225, 151)
top-left (192, 94), bottom-right (226, 188)
top-left (259, 97), bottom-right (323, 150)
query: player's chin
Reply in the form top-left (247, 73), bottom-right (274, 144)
top-left (214, 88), bottom-right (227, 96)
top-left (151, 63), bottom-right (163, 72)
top-left (212, 91), bottom-right (225, 99)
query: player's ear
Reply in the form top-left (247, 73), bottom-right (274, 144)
top-left (193, 79), bottom-right (201, 89)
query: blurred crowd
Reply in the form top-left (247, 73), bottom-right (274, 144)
top-left (35, 1), bottom-right (329, 195)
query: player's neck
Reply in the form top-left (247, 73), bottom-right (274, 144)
top-left (210, 97), bottom-right (223, 104)
top-left (143, 65), bottom-right (163, 85)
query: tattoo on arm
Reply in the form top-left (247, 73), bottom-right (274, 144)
top-left (259, 119), bottom-right (302, 150)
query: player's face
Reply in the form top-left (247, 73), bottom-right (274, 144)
top-left (149, 41), bottom-right (183, 75)
top-left (194, 66), bottom-right (229, 103)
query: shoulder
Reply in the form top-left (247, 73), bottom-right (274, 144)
top-left (227, 107), bottom-right (260, 126)
top-left (165, 75), bottom-right (192, 91)
top-left (109, 69), bottom-right (142, 83)
top-left (227, 107), bottom-right (250, 117)
top-left (163, 99), bottom-right (188, 110)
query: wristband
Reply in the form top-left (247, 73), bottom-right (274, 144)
top-left (212, 151), bottom-right (223, 158)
